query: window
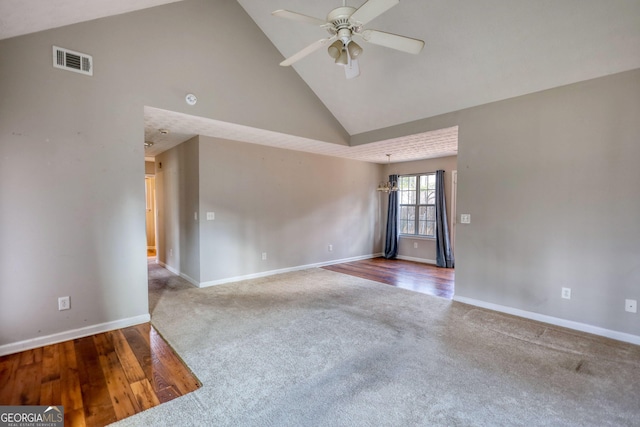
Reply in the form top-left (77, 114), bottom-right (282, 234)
top-left (398, 174), bottom-right (436, 237)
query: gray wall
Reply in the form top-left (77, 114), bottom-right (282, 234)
top-left (155, 137), bottom-right (200, 282)
top-left (455, 69), bottom-right (640, 336)
top-left (156, 135), bottom-right (384, 285)
top-left (355, 69), bottom-right (640, 338)
top-left (1, 0), bottom-right (638, 351)
top-left (0, 0), bottom-right (348, 350)
top-left (383, 156), bottom-right (457, 263)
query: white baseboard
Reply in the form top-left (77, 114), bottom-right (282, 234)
top-left (157, 260), bottom-right (179, 276)
top-left (0, 314), bottom-right (151, 357)
top-left (180, 272), bottom-right (199, 287)
top-left (198, 253), bottom-right (383, 288)
top-left (453, 296), bottom-right (640, 346)
top-left (156, 261), bottom-right (199, 287)
top-left (397, 255), bottom-right (437, 265)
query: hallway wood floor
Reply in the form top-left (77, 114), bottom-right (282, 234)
top-left (322, 257), bottom-right (455, 299)
top-left (0, 323), bottom-right (200, 427)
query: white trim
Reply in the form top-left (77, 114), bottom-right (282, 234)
top-left (397, 255), bottom-right (437, 265)
top-left (157, 261), bottom-right (199, 288)
top-left (0, 314), bottom-right (150, 356)
top-left (180, 272), bottom-right (199, 287)
top-left (157, 260), bottom-right (180, 276)
top-left (451, 170), bottom-right (457, 254)
top-left (453, 296), bottom-right (640, 346)
top-left (198, 253), bottom-right (383, 288)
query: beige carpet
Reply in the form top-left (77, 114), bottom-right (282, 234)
top-left (110, 262), bottom-right (640, 426)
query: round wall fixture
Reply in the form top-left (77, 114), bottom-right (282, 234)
top-left (185, 93), bottom-right (197, 106)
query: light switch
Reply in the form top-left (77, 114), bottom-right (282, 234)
top-left (206, 212), bottom-right (215, 221)
top-left (460, 214), bottom-right (471, 224)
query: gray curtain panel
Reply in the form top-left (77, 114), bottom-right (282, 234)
top-left (435, 170), bottom-right (454, 268)
top-left (384, 174), bottom-right (399, 259)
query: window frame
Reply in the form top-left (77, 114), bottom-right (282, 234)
top-left (397, 173), bottom-right (437, 238)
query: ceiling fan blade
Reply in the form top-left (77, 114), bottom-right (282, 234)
top-left (359, 29), bottom-right (424, 54)
top-left (344, 59), bottom-right (360, 79)
top-left (349, 0), bottom-right (399, 25)
top-left (271, 9), bottom-right (327, 27)
top-left (280, 36), bottom-right (338, 66)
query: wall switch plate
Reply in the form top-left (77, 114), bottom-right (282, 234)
top-left (625, 299), bottom-right (637, 313)
top-left (414, 242), bottom-right (418, 249)
top-left (206, 212), bottom-right (215, 221)
top-left (262, 252), bottom-right (267, 261)
top-left (460, 214), bottom-right (471, 224)
top-left (58, 296), bottom-right (70, 311)
top-left (561, 287), bottom-right (571, 299)
top-left (194, 212), bottom-right (198, 221)
top-left (328, 244), bottom-right (333, 252)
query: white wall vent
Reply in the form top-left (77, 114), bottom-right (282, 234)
top-left (53, 46), bottom-right (93, 76)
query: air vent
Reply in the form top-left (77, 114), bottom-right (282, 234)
top-left (53, 46), bottom-right (93, 76)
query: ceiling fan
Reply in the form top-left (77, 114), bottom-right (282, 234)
top-left (272, 0), bottom-right (424, 79)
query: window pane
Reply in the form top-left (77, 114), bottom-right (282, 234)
top-left (419, 189), bottom-right (428, 204)
top-left (418, 220), bottom-right (426, 235)
top-left (399, 176), bottom-right (415, 191)
top-left (427, 190), bottom-right (435, 204)
top-left (419, 206), bottom-right (427, 220)
top-left (427, 174), bottom-right (436, 190)
top-left (427, 206), bottom-right (435, 221)
top-left (399, 190), bottom-right (408, 204)
top-left (400, 206), bottom-right (416, 234)
top-left (426, 221), bottom-right (435, 236)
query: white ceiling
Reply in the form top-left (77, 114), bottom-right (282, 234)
top-left (3, 0), bottom-right (640, 163)
top-left (144, 107), bottom-right (458, 163)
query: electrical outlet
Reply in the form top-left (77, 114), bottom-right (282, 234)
top-left (460, 214), bottom-right (471, 224)
top-left (206, 212), bottom-right (215, 221)
top-left (561, 287), bottom-right (571, 299)
top-left (58, 296), bottom-right (70, 311)
top-left (328, 244), bottom-right (333, 252)
top-left (262, 252), bottom-right (267, 261)
top-left (414, 242), bottom-right (418, 249)
top-left (625, 299), bottom-right (637, 313)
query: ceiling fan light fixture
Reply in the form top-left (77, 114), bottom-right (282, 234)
top-left (327, 40), bottom-right (343, 59)
top-left (347, 41), bottom-right (362, 59)
top-left (336, 49), bottom-right (349, 65)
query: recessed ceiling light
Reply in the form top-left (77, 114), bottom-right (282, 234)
top-left (144, 141), bottom-right (154, 147)
top-left (159, 129), bottom-right (170, 135)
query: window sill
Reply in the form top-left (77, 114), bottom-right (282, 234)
top-left (399, 235), bottom-right (435, 241)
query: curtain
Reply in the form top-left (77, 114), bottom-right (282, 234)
top-left (435, 170), bottom-right (455, 268)
top-left (384, 174), bottom-right (399, 259)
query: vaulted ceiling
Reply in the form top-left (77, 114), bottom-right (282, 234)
top-left (2, 0), bottom-right (639, 162)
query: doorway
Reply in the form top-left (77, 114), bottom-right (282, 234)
top-left (145, 175), bottom-right (157, 258)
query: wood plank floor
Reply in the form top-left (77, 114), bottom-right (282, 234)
top-left (0, 323), bottom-right (201, 427)
top-left (322, 257), bottom-right (455, 299)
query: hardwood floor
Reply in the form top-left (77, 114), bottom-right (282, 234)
top-left (0, 323), bottom-right (200, 427)
top-left (322, 257), bottom-right (455, 299)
